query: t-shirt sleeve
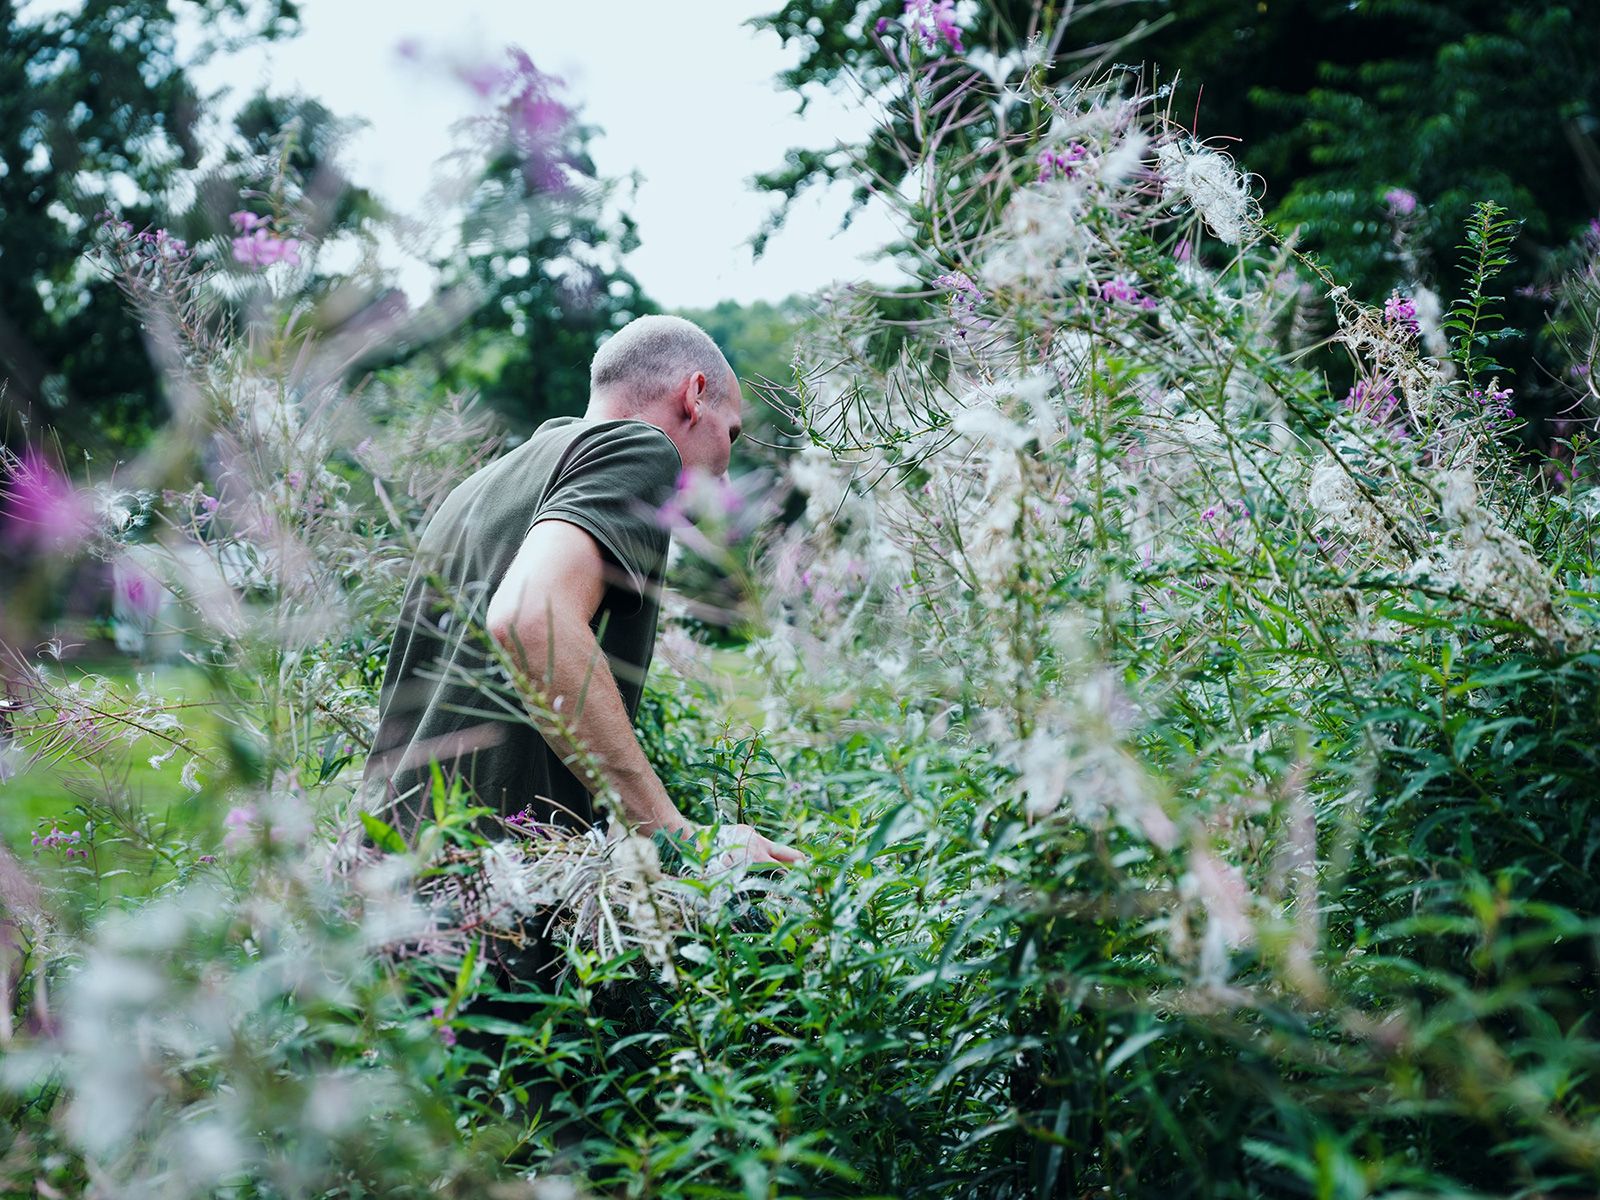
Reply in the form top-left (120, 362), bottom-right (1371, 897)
top-left (528, 421), bottom-right (682, 599)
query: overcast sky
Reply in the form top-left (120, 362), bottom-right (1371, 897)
top-left (173, 0), bottom-right (902, 309)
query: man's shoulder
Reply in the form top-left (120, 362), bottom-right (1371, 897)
top-left (570, 417), bottom-right (678, 453)
top-left (557, 418), bottom-right (683, 478)
top-left (430, 416), bottom-right (679, 519)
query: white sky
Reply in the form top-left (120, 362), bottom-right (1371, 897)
top-left (174, 0), bottom-right (903, 308)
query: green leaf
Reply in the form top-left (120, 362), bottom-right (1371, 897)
top-left (1105, 1025), bottom-right (1166, 1073)
top-left (453, 939), bottom-right (478, 1003)
top-left (430, 760), bottom-right (447, 825)
top-left (359, 811), bottom-right (407, 854)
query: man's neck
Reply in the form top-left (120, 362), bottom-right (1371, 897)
top-left (584, 395), bottom-right (664, 434)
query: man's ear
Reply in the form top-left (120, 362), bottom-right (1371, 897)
top-left (685, 371), bottom-right (708, 424)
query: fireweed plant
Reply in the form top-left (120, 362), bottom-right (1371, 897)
top-left (3, 33), bottom-right (1600, 1200)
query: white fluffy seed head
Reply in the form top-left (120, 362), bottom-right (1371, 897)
top-left (1156, 141), bottom-right (1256, 245)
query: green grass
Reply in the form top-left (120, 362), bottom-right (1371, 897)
top-left (2, 656), bottom-right (225, 865)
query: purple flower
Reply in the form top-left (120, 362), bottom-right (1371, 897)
top-left (232, 230), bottom-right (274, 267)
top-left (1384, 188), bottom-right (1418, 217)
top-left (430, 1002), bottom-right (457, 1046)
top-left (933, 270), bottom-right (989, 340)
top-left (455, 59), bottom-right (506, 97)
top-left (1098, 277), bottom-right (1144, 306)
top-left (875, 16), bottom-right (890, 33)
top-left (114, 560), bottom-right (161, 618)
top-left (222, 804), bottom-right (259, 851)
top-left (1342, 379), bottom-right (1406, 435)
top-left (933, 270), bottom-right (983, 320)
top-left (1471, 386), bottom-right (1516, 421)
top-left (933, 270), bottom-right (982, 307)
top-left (463, 48), bottom-right (575, 194)
top-left (1036, 143), bottom-right (1088, 182)
top-left (131, 227), bottom-right (190, 261)
top-left (232, 228), bottom-right (302, 270)
top-left (31, 825), bottom-right (86, 859)
top-left (904, 0), bottom-right (963, 53)
top-left (1383, 292), bottom-right (1419, 334)
top-left (229, 210), bottom-right (270, 234)
top-left (198, 854), bottom-right (217, 865)
top-left (2, 448), bottom-right (94, 552)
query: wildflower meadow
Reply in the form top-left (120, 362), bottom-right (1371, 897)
top-left (2, 4), bottom-right (1598, 1198)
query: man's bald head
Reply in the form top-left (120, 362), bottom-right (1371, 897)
top-left (590, 315), bottom-right (735, 413)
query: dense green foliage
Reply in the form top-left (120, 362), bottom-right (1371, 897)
top-left (754, 0), bottom-right (1599, 418)
top-left (0, 0), bottom-right (299, 450)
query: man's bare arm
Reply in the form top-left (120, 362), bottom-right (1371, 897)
top-left (484, 518), bottom-right (803, 866)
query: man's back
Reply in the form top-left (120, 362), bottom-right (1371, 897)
top-left (364, 415), bottom-right (682, 840)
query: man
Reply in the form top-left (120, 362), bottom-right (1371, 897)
top-left (363, 313), bottom-right (802, 869)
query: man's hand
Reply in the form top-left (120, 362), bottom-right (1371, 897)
top-left (607, 818), bottom-right (807, 871)
top-left (707, 823), bottom-right (808, 870)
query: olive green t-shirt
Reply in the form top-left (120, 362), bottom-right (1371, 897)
top-left (363, 416), bottom-right (682, 842)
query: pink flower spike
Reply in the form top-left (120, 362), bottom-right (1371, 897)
top-left (1098, 277), bottom-right (1141, 305)
top-left (1383, 188), bottom-right (1418, 217)
top-left (1383, 292), bottom-right (1420, 334)
top-left (903, 0), bottom-right (963, 54)
top-left (232, 230), bottom-right (273, 267)
top-left (2, 448), bottom-right (95, 552)
top-left (229, 210), bottom-right (269, 234)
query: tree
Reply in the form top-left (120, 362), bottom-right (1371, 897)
top-left (0, 0), bottom-right (300, 451)
top-left (427, 51), bottom-right (653, 434)
top-left (757, 1), bottom-right (1599, 273)
top-left (753, 1), bottom-right (1600, 415)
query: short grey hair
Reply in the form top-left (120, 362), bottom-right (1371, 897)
top-left (590, 315), bottom-right (733, 411)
